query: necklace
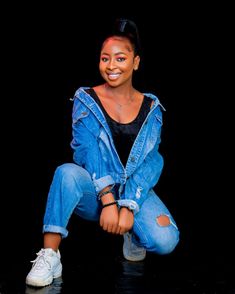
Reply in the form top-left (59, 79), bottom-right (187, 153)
top-left (115, 96), bottom-right (134, 111)
top-left (102, 84), bottom-right (135, 111)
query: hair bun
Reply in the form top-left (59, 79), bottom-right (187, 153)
top-left (113, 18), bottom-right (137, 35)
top-left (112, 18), bottom-right (141, 56)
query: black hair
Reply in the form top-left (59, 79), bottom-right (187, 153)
top-left (106, 18), bottom-right (142, 57)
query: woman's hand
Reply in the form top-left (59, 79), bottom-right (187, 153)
top-left (99, 188), bottom-right (134, 234)
top-left (100, 204), bottom-right (119, 233)
top-left (99, 191), bottom-right (119, 233)
top-left (117, 207), bottom-right (134, 235)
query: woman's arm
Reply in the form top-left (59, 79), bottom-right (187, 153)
top-left (70, 98), bottom-right (115, 193)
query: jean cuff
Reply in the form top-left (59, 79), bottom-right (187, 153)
top-left (43, 225), bottom-right (68, 239)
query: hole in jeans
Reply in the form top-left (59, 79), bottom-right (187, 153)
top-left (156, 215), bottom-right (170, 226)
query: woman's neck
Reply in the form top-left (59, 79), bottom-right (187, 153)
top-left (102, 83), bottom-right (136, 104)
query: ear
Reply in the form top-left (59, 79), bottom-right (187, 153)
top-left (133, 55), bottom-right (140, 70)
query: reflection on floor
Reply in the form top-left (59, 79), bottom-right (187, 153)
top-left (1, 252), bottom-right (234, 294)
top-left (0, 222), bottom-right (234, 293)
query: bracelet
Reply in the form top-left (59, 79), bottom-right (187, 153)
top-left (98, 189), bottom-right (113, 200)
top-left (102, 201), bottom-right (118, 208)
top-left (98, 184), bottom-right (115, 200)
top-left (120, 206), bottom-right (134, 213)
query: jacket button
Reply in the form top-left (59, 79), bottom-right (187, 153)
top-left (131, 157), bottom-right (135, 162)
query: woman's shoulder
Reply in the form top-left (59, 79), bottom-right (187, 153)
top-left (143, 92), bottom-right (159, 101)
top-left (143, 92), bottom-right (166, 111)
top-left (72, 86), bottom-right (97, 102)
top-left (74, 85), bottom-right (103, 97)
top-left (74, 86), bottom-right (92, 95)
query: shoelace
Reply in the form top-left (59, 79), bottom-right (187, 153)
top-left (30, 249), bottom-right (51, 271)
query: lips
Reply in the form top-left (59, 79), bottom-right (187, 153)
top-left (107, 73), bottom-right (121, 80)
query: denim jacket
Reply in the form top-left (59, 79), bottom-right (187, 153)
top-left (70, 86), bottom-right (165, 214)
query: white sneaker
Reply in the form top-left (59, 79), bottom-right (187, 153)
top-left (123, 232), bottom-right (146, 262)
top-left (26, 248), bottom-right (62, 287)
top-left (25, 277), bottom-right (63, 293)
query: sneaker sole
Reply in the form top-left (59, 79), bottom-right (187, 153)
top-left (26, 264), bottom-right (62, 287)
top-left (123, 250), bottom-right (146, 262)
top-left (26, 276), bottom-right (54, 287)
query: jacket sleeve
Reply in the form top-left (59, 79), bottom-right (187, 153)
top-left (70, 98), bottom-right (115, 193)
top-left (120, 144), bottom-right (163, 213)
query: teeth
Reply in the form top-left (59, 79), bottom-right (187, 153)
top-left (108, 74), bottom-right (120, 80)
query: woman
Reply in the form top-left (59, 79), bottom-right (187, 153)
top-left (26, 18), bottom-right (179, 287)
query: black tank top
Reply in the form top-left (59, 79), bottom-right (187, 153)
top-left (85, 88), bottom-right (152, 167)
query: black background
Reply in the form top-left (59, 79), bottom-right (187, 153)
top-left (1, 1), bottom-right (233, 276)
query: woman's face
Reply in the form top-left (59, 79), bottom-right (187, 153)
top-left (99, 36), bottom-right (140, 87)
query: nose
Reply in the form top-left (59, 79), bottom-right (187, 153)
top-left (107, 58), bottom-right (117, 70)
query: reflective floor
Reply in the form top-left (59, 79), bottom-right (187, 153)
top-left (2, 4), bottom-right (233, 293)
top-left (1, 221), bottom-right (234, 294)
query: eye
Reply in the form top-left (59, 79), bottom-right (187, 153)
top-left (117, 57), bottom-right (126, 62)
top-left (101, 57), bottom-right (109, 62)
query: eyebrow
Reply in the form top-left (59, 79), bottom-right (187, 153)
top-left (101, 51), bottom-right (127, 56)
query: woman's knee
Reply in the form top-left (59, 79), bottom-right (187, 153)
top-left (56, 163), bottom-right (80, 175)
top-left (141, 214), bottom-right (180, 254)
top-left (55, 163), bottom-right (89, 182)
top-left (146, 227), bottom-right (180, 255)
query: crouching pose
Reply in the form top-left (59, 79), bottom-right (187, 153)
top-left (26, 18), bottom-right (179, 287)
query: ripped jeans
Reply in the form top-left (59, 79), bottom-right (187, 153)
top-left (43, 163), bottom-right (180, 255)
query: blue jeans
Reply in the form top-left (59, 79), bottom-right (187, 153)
top-left (43, 163), bottom-right (179, 255)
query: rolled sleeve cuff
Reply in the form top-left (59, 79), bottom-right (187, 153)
top-left (117, 199), bottom-right (140, 215)
top-left (92, 174), bottom-right (115, 193)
